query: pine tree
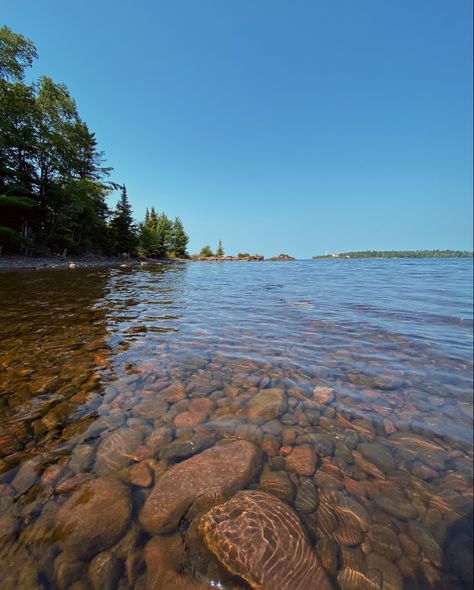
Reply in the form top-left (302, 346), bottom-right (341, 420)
top-left (109, 184), bottom-right (137, 255)
top-left (172, 217), bottom-right (189, 257)
top-left (216, 240), bottom-right (224, 257)
top-left (155, 213), bottom-right (173, 257)
top-left (148, 207), bottom-right (158, 229)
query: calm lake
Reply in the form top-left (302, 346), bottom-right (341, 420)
top-left (0, 259), bottom-right (472, 590)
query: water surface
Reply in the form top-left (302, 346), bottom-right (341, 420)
top-left (0, 259), bottom-right (472, 589)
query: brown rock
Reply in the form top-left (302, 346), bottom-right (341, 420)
top-left (247, 388), bottom-right (287, 424)
top-left (279, 445), bottom-right (293, 456)
top-left (174, 411), bottom-right (206, 429)
top-left (41, 464), bottom-right (64, 486)
top-left (11, 458), bottom-right (41, 495)
top-left (129, 461), bottom-right (154, 487)
top-left (146, 427), bottom-right (173, 455)
top-left (139, 440), bottom-right (260, 535)
top-left (286, 444), bottom-right (317, 476)
top-left (367, 553), bottom-right (403, 590)
top-left (367, 524), bottom-right (402, 560)
top-left (95, 428), bottom-right (143, 475)
top-left (160, 383), bottom-right (186, 402)
top-left (189, 398), bottom-right (214, 414)
top-left (134, 398), bottom-right (169, 419)
top-left (295, 478), bottom-right (318, 513)
top-left (313, 386), bottom-right (335, 404)
top-left (56, 478), bottom-right (131, 559)
top-left (144, 534), bottom-right (207, 590)
top-left (89, 551), bottom-right (122, 590)
top-left (54, 553), bottom-right (87, 590)
top-left (259, 468), bottom-right (295, 502)
top-left (0, 513), bottom-right (19, 544)
top-left (261, 435), bottom-right (279, 457)
top-left (316, 538), bottom-right (338, 576)
top-left (55, 472), bottom-right (94, 495)
top-left (199, 490), bottom-right (332, 590)
top-left (373, 491), bottom-right (419, 521)
top-left (332, 525), bottom-right (364, 546)
top-left (337, 568), bottom-right (381, 590)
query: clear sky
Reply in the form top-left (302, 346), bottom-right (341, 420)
top-left (2, 0), bottom-right (472, 257)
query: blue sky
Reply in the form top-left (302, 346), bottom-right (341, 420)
top-left (3, 0), bottom-right (472, 257)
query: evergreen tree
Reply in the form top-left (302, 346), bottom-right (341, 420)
top-left (138, 209), bottom-right (170, 258)
top-left (216, 240), bottom-right (224, 257)
top-left (172, 217), bottom-right (189, 257)
top-left (0, 27), bottom-right (195, 257)
top-left (155, 213), bottom-right (173, 256)
top-left (109, 184), bottom-right (137, 255)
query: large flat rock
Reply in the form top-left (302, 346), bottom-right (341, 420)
top-left (247, 388), bottom-right (287, 424)
top-left (199, 490), bottom-right (333, 590)
top-left (56, 478), bottom-right (131, 559)
top-left (139, 439), bottom-right (260, 535)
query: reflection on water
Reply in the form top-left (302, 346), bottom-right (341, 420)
top-left (0, 259), bottom-right (472, 589)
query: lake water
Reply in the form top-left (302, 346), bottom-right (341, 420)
top-left (0, 259), bottom-right (472, 589)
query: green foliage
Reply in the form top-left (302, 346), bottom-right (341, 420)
top-left (200, 245), bottom-right (214, 257)
top-left (237, 252), bottom-right (250, 258)
top-left (138, 210), bottom-right (187, 259)
top-left (0, 27), bottom-right (111, 254)
top-left (171, 217), bottom-right (189, 257)
top-left (0, 224), bottom-right (21, 248)
top-left (216, 240), bottom-right (224, 257)
top-left (0, 27), bottom-right (191, 258)
top-left (0, 26), bottom-right (38, 82)
top-left (109, 185), bottom-right (138, 254)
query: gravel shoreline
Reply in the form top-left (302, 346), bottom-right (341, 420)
top-left (0, 256), bottom-right (179, 271)
top-left (0, 255), bottom-right (295, 270)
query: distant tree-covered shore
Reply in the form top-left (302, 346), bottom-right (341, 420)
top-left (313, 250), bottom-right (473, 259)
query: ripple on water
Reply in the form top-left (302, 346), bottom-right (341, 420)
top-left (0, 259), bottom-right (472, 589)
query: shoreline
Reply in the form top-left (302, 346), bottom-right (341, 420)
top-left (0, 255), bottom-right (162, 271)
top-left (0, 255), bottom-right (296, 271)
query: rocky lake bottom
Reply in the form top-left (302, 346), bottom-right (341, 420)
top-left (0, 259), bottom-right (472, 589)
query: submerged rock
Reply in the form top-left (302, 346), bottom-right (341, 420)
top-left (322, 490), bottom-right (370, 532)
top-left (337, 567), bottom-right (381, 590)
top-left (316, 537), bottom-right (338, 576)
top-left (373, 491), bottom-right (419, 521)
top-left (259, 468), bottom-right (295, 502)
top-left (145, 534), bottom-right (208, 590)
top-left (407, 521), bottom-right (443, 567)
top-left (366, 524), bottom-right (402, 560)
top-left (89, 551), bottom-right (122, 590)
top-left (56, 478), bottom-right (131, 559)
top-left (11, 458), bottom-right (41, 495)
top-left (286, 444), bottom-right (317, 476)
top-left (247, 388), bottom-right (287, 424)
top-left (366, 552), bottom-right (403, 590)
top-left (199, 490), bottom-right (332, 590)
top-left (95, 428), bottom-right (143, 475)
top-left (139, 439), bottom-right (260, 534)
top-left (295, 478), bottom-right (318, 513)
top-left (358, 442), bottom-right (394, 472)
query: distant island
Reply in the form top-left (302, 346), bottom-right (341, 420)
top-left (313, 250), bottom-right (473, 259)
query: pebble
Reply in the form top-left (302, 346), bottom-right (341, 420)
top-left (286, 444), bottom-right (317, 476)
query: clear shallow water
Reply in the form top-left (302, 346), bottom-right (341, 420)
top-left (0, 259), bottom-right (472, 589)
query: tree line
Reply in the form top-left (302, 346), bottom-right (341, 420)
top-left (313, 250), bottom-right (473, 259)
top-left (0, 26), bottom-right (189, 258)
